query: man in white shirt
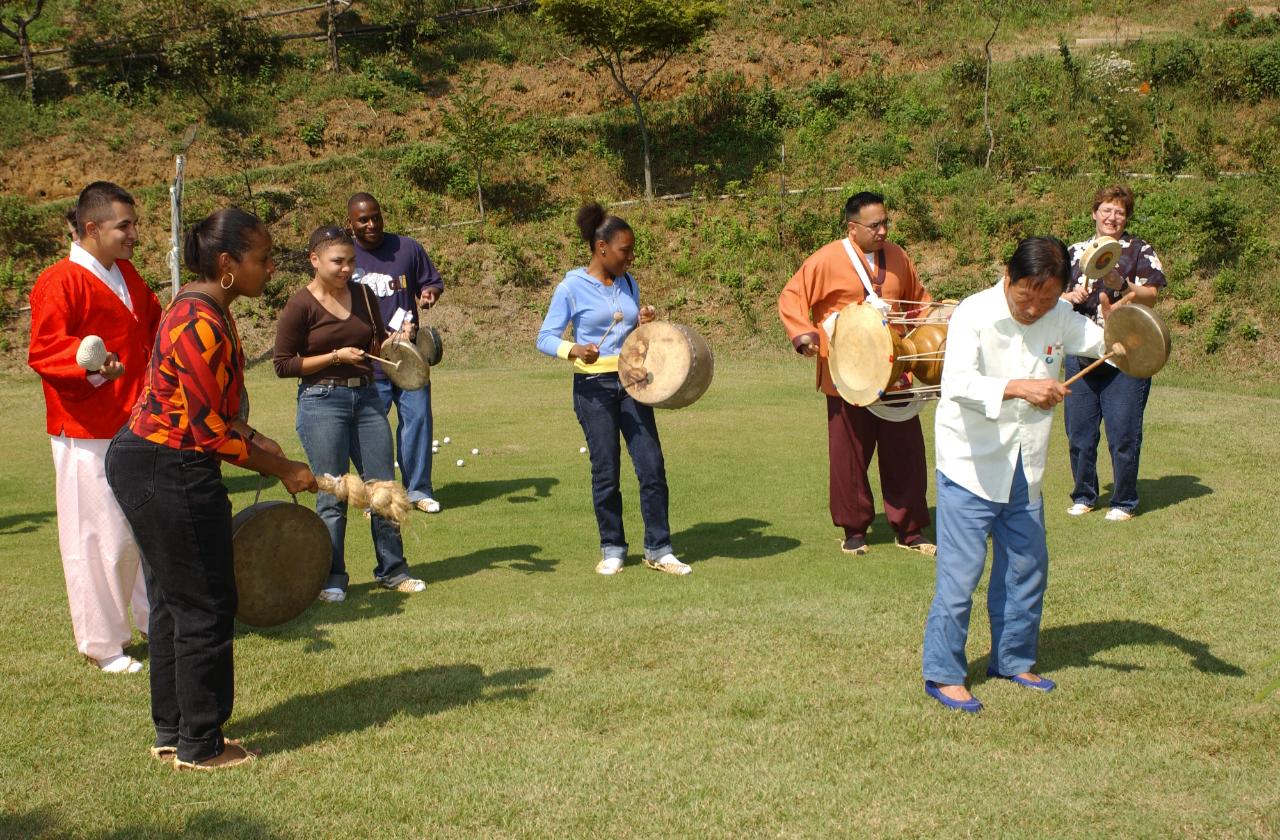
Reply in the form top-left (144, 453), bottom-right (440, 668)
top-left (922, 237), bottom-right (1108, 713)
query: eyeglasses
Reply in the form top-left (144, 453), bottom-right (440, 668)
top-left (1095, 208), bottom-right (1128, 219)
top-left (851, 218), bottom-right (891, 231)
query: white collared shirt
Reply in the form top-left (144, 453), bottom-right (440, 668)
top-left (935, 281), bottom-right (1105, 503)
top-left (69, 242), bottom-right (133, 313)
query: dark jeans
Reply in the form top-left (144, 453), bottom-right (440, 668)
top-left (296, 382), bottom-right (411, 590)
top-left (572, 372), bottom-right (672, 559)
top-left (105, 430), bottom-right (234, 763)
top-left (1063, 356), bottom-right (1152, 512)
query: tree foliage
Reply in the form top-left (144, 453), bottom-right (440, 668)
top-left (441, 71), bottom-right (518, 222)
top-left (538, 0), bottom-right (721, 198)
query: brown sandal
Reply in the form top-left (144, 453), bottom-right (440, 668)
top-left (173, 739), bottom-right (260, 771)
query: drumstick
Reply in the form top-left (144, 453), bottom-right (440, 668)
top-left (364, 352), bottom-right (402, 369)
top-left (597, 311), bottom-right (624, 346)
top-left (1064, 343), bottom-right (1126, 386)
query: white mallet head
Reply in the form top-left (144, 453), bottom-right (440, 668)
top-left (76, 335), bottom-right (107, 371)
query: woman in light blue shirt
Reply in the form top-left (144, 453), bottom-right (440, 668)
top-left (536, 203), bottom-right (690, 577)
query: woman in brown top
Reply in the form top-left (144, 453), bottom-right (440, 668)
top-left (273, 226), bottom-right (424, 602)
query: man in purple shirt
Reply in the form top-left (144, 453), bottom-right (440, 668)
top-left (347, 192), bottom-right (444, 513)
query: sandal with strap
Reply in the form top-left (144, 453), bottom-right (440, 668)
top-left (173, 740), bottom-right (260, 771)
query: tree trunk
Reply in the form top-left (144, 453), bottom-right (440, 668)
top-left (18, 26), bottom-right (34, 98)
top-left (475, 167), bottom-right (485, 222)
top-left (982, 16), bottom-right (1001, 170)
top-left (326, 0), bottom-right (340, 73)
top-left (626, 89), bottom-right (654, 199)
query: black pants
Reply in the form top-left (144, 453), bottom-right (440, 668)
top-left (105, 430), bottom-right (236, 762)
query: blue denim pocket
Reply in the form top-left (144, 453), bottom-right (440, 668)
top-left (299, 383), bottom-right (334, 400)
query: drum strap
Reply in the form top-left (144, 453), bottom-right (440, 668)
top-left (357, 282), bottom-right (388, 355)
top-left (841, 239), bottom-right (891, 317)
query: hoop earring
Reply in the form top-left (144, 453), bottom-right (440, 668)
top-left (219, 272), bottom-right (235, 290)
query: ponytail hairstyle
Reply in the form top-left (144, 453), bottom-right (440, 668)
top-left (575, 201), bottom-right (631, 252)
top-left (183, 207), bottom-right (268, 280)
top-left (1006, 236), bottom-right (1072, 292)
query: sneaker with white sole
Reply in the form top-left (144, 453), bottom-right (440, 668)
top-left (595, 556), bottom-right (624, 576)
top-left (387, 578), bottom-right (426, 593)
top-left (1104, 508), bottom-right (1134, 522)
top-left (1066, 503), bottom-right (1094, 516)
top-left (414, 498), bottom-right (441, 513)
top-left (643, 553), bottom-right (692, 576)
top-left (318, 587), bottom-right (346, 603)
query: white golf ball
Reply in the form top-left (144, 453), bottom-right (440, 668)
top-left (471, 448), bottom-right (479, 455)
top-left (432, 439), bottom-right (439, 446)
top-left (456, 458), bottom-right (464, 467)
top-left (579, 446), bottom-right (587, 454)
top-left (432, 447), bottom-right (439, 454)
top-left (443, 436), bottom-right (452, 444)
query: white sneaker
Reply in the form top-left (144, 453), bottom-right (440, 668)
top-left (643, 553), bottom-right (692, 576)
top-left (97, 655), bottom-right (143, 674)
top-left (388, 578), bottom-right (426, 593)
top-left (318, 587), bottom-right (346, 603)
top-left (1066, 503), bottom-right (1094, 516)
top-left (1105, 508), bottom-right (1134, 522)
top-left (595, 556), bottom-right (624, 576)
top-left (414, 497), bottom-right (441, 514)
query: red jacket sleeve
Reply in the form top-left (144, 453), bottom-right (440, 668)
top-left (27, 268), bottom-right (98, 401)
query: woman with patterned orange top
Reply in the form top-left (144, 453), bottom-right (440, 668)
top-left (105, 207), bottom-right (317, 771)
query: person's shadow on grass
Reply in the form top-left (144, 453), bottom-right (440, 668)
top-left (1, 805), bottom-right (287, 840)
top-left (974, 619), bottom-right (1245, 681)
top-left (672, 518), bottom-right (801, 563)
top-left (0, 510), bottom-right (56, 535)
top-left (412, 543), bottom-right (558, 585)
top-left (234, 663), bottom-right (553, 753)
top-left (1132, 474), bottom-right (1212, 514)
top-left (437, 477), bottom-right (560, 510)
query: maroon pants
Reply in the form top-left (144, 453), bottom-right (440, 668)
top-left (826, 396), bottom-right (930, 540)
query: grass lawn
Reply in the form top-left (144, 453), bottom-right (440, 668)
top-left (0, 355), bottom-right (1276, 839)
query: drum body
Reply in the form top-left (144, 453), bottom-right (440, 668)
top-left (618, 322), bottom-right (714, 409)
top-left (232, 501), bottom-right (331, 627)
top-left (381, 337), bottom-right (429, 390)
top-left (829, 301), bottom-right (949, 411)
top-left (1081, 236), bottom-right (1123, 280)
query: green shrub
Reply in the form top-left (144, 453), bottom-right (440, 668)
top-left (1173, 302), bottom-right (1196, 325)
top-left (0, 195), bottom-right (57, 260)
top-left (395, 144), bottom-right (457, 191)
top-left (1239, 322), bottom-right (1262, 341)
top-left (297, 116), bottom-right (327, 151)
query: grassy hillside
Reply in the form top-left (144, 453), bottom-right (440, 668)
top-left (1, 0), bottom-right (1277, 379)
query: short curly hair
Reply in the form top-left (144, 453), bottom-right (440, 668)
top-left (1092, 184), bottom-right (1135, 218)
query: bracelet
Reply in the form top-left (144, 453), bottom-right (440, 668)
top-left (330, 349), bottom-right (339, 366)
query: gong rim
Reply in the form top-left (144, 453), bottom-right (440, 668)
top-left (232, 501), bottom-right (331, 627)
top-left (1103, 303), bottom-right (1171, 379)
top-left (380, 337), bottom-right (429, 390)
top-left (416, 326), bottom-right (444, 367)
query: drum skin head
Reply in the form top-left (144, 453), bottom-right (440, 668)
top-left (1082, 236), bottom-right (1123, 280)
top-left (619, 322), bottom-right (714, 409)
top-left (381, 337), bottom-right (429, 390)
top-left (416, 326), bottom-right (444, 366)
top-left (1104, 303), bottom-right (1171, 379)
top-left (233, 501), bottom-right (331, 627)
top-left (829, 303), bottom-right (894, 406)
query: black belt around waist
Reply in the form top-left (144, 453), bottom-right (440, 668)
top-left (309, 375), bottom-right (372, 388)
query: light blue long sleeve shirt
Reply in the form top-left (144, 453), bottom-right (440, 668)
top-left (536, 268), bottom-right (641, 372)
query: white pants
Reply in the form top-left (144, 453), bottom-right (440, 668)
top-left (50, 435), bottom-right (148, 661)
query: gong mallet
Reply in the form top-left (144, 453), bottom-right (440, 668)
top-left (363, 352), bottom-right (402, 369)
top-left (597, 311), bottom-right (625, 346)
top-left (1064, 342), bottom-right (1126, 386)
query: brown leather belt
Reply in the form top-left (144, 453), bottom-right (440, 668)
top-left (309, 375), bottom-right (372, 388)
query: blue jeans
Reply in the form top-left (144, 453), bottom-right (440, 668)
top-left (572, 372), bottom-right (672, 559)
top-left (1063, 356), bottom-right (1151, 513)
top-left (374, 378), bottom-right (434, 502)
top-left (295, 382), bottom-right (412, 590)
top-left (922, 462), bottom-right (1049, 685)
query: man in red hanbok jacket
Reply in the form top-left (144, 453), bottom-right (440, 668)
top-left (28, 182), bottom-right (162, 673)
